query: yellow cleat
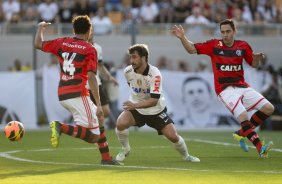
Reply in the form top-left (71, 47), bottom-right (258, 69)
top-left (50, 121), bottom-right (61, 148)
top-left (233, 133), bottom-right (249, 152)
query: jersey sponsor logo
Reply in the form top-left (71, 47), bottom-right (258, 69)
top-left (125, 68), bottom-right (132, 74)
top-left (62, 74), bottom-right (74, 81)
top-left (137, 79), bottom-right (142, 86)
top-left (216, 63), bottom-right (242, 72)
top-left (153, 76), bottom-right (161, 93)
top-left (144, 78), bottom-right (150, 87)
top-left (62, 42), bottom-right (86, 50)
top-left (131, 87), bottom-right (150, 94)
top-left (236, 50), bottom-right (242, 56)
top-left (213, 48), bottom-right (245, 57)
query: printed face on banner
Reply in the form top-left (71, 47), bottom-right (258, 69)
top-left (182, 78), bottom-right (212, 113)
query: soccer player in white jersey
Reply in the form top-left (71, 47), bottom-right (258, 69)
top-left (115, 44), bottom-right (200, 162)
top-left (86, 35), bottom-right (120, 165)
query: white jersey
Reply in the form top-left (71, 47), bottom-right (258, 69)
top-left (124, 64), bottom-right (166, 115)
top-left (86, 43), bottom-right (102, 89)
top-left (93, 43), bottom-right (102, 86)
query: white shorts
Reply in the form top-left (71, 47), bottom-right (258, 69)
top-left (60, 96), bottom-right (100, 135)
top-left (218, 86), bottom-right (269, 118)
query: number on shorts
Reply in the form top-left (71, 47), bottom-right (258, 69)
top-left (159, 112), bottom-right (167, 120)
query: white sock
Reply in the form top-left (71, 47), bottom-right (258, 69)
top-left (115, 128), bottom-right (130, 151)
top-left (173, 135), bottom-right (189, 159)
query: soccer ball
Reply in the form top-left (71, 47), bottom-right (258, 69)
top-left (4, 121), bottom-right (25, 141)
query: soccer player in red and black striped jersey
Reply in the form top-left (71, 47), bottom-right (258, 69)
top-left (34, 15), bottom-right (121, 165)
top-left (171, 19), bottom-right (274, 158)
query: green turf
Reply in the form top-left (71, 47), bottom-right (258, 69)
top-left (0, 129), bottom-right (281, 184)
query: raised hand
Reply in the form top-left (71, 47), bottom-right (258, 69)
top-left (171, 25), bottom-right (185, 39)
top-left (253, 52), bottom-right (265, 61)
top-left (37, 21), bottom-right (51, 29)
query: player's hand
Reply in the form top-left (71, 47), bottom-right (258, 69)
top-left (123, 101), bottom-right (136, 111)
top-left (109, 76), bottom-right (119, 86)
top-left (253, 52), bottom-right (265, 61)
top-left (37, 21), bottom-right (51, 29)
top-left (171, 25), bottom-right (185, 39)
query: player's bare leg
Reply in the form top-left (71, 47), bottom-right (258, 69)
top-left (115, 111), bottom-right (135, 162)
top-left (162, 124), bottom-right (200, 162)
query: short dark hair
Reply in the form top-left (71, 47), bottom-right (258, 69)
top-left (72, 15), bottom-right (92, 35)
top-left (219, 19), bottom-right (236, 31)
top-left (128, 44), bottom-right (149, 62)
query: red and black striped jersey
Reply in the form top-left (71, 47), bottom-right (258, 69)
top-left (194, 39), bottom-right (253, 95)
top-left (42, 37), bottom-right (97, 101)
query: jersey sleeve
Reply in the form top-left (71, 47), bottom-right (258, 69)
top-left (86, 48), bottom-right (97, 74)
top-left (194, 39), bottom-right (214, 56)
top-left (243, 42), bottom-right (253, 66)
top-left (42, 38), bottom-right (62, 55)
top-left (94, 43), bottom-right (103, 63)
top-left (123, 66), bottom-right (131, 85)
top-left (150, 69), bottom-right (162, 99)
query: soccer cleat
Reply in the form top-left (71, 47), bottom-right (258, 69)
top-left (50, 121), bottom-right (61, 148)
top-left (259, 141), bottom-right (274, 158)
top-left (184, 155), bottom-right (200, 162)
top-left (115, 147), bottom-right (130, 162)
top-left (233, 133), bottom-right (249, 152)
top-left (101, 158), bottom-right (124, 165)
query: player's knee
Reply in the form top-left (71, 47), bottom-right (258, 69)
top-left (116, 122), bottom-right (126, 131)
top-left (261, 103), bottom-right (275, 115)
top-left (166, 132), bottom-right (179, 143)
top-left (89, 134), bottom-right (99, 143)
top-left (170, 136), bottom-right (179, 143)
top-left (237, 111), bottom-right (249, 122)
top-left (87, 133), bottom-right (100, 143)
top-left (116, 115), bottom-right (126, 130)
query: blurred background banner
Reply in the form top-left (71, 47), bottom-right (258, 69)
top-left (0, 67), bottom-right (272, 130)
top-left (0, 72), bottom-right (37, 129)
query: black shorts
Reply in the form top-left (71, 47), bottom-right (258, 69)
top-left (129, 107), bottom-right (174, 135)
top-left (89, 85), bottom-right (109, 106)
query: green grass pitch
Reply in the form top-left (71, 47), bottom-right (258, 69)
top-left (0, 129), bottom-right (282, 184)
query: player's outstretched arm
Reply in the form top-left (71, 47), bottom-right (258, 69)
top-left (34, 22), bottom-right (51, 50)
top-left (252, 52), bottom-right (265, 68)
top-left (171, 25), bottom-right (197, 54)
top-left (98, 63), bottom-right (119, 86)
top-left (88, 71), bottom-right (104, 123)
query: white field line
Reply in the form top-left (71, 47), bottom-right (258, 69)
top-left (190, 138), bottom-right (282, 153)
top-left (0, 139), bottom-right (281, 174)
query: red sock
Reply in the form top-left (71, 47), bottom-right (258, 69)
top-left (97, 126), bottom-right (111, 161)
top-left (250, 110), bottom-right (269, 128)
top-left (241, 121), bottom-right (262, 152)
top-left (60, 123), bottom-right (96, 143)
